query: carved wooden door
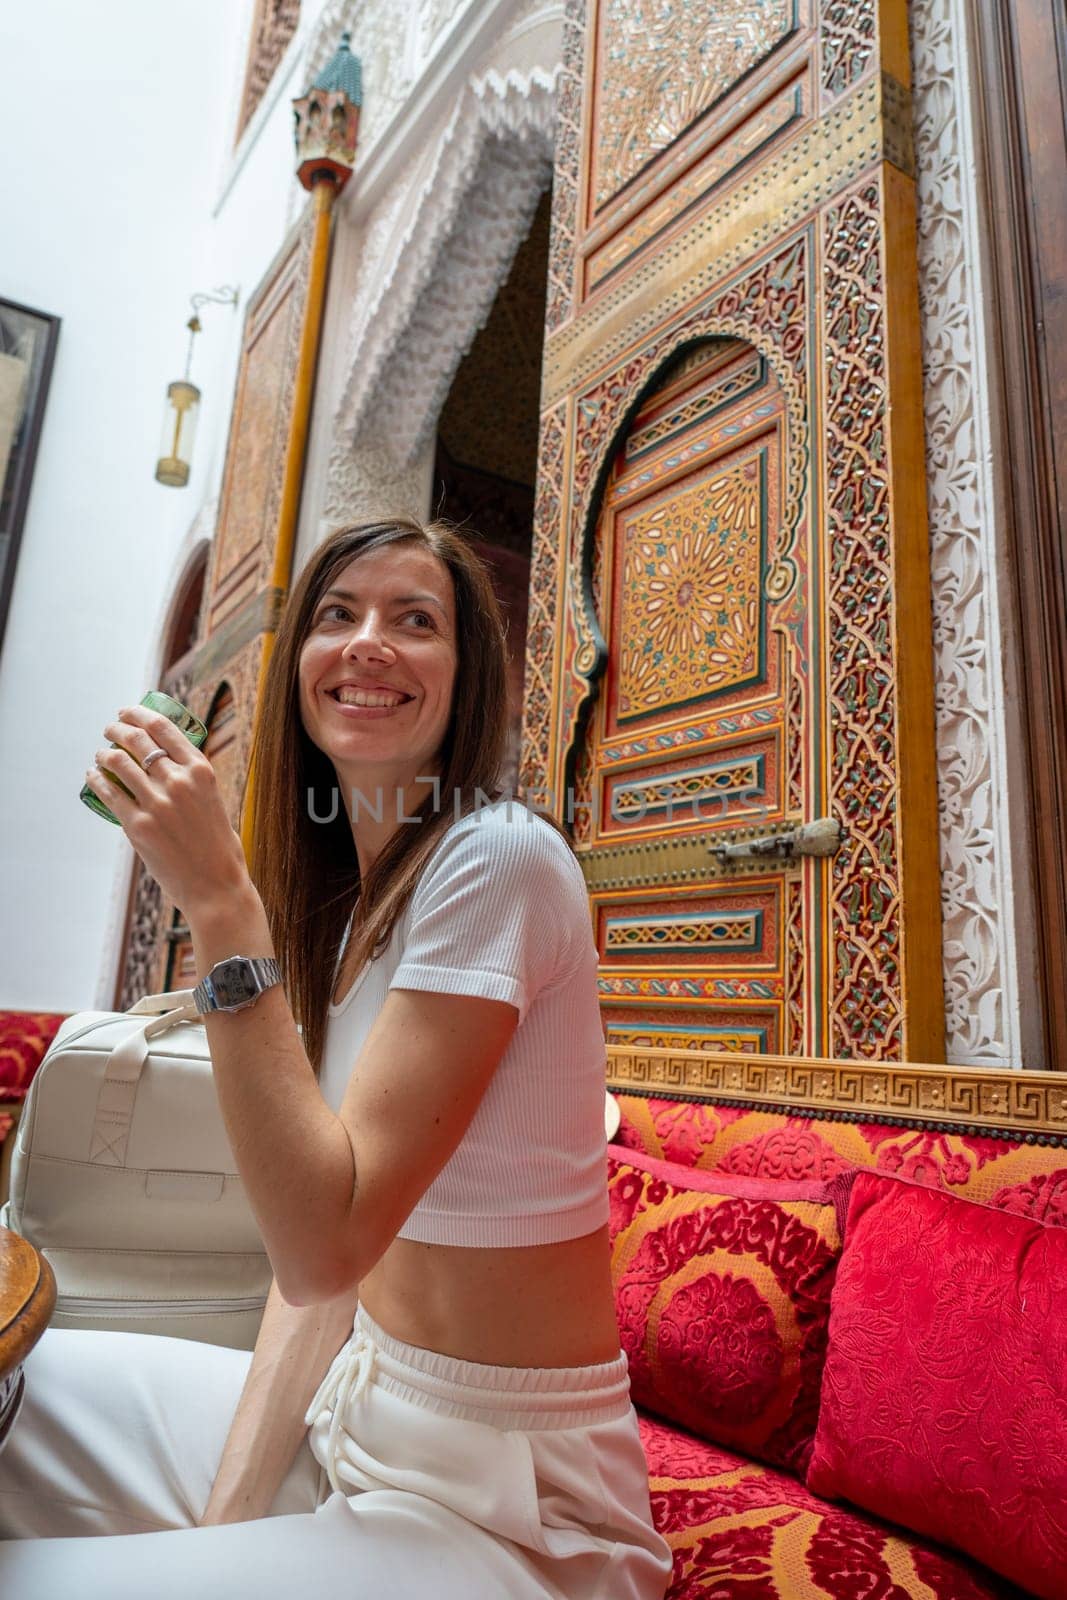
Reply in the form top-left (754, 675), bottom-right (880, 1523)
top-left (521, 0), bottom-right (945, 1063)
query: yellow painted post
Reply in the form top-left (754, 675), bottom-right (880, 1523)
top-left (240, 175), bottom-right (337, 861)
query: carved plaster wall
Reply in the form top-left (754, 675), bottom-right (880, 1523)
top-left (911, 0), bottom-right (1033, 1064)
top-left (300, 0), bottom-right (560, 536)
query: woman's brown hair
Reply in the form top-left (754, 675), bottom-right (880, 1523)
top-left (246, 517), bottom-right (511, 1074)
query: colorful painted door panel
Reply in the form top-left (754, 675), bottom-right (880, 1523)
top-left (577, 341), bottom-right (806, 1057)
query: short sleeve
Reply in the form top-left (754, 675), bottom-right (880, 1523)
top-left (389, 805), bottom-right (584, 1024)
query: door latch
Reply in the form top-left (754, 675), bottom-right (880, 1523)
top-left (711, 816), bottom-right (844, 867)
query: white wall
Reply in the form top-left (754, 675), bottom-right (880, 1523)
top-left (0, 0), bottom-right (323, 1010)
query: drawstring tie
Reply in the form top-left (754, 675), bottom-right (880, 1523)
top-left (304, 1326), bottom-right (377, 1494)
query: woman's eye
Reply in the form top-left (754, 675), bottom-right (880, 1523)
top-left (315, 604), bottom-right (434, 628)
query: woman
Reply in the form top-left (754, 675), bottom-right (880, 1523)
top-left (0, 519), bottom-right (672, 1597)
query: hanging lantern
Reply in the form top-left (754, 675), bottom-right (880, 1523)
top-left (155, 323), bottom-right (201, 487)
top-left (154, 289), bottom-right (237, 488)
top-left (293, 30), bottom-right (362, 192)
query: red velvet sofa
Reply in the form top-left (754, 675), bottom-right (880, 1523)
top-left (0, 1011), bottom-right (67, 1201)
top-left (607, 1046), bottom-right (1067, 1600)
top-left (4, 1017), bottom-right (1063, 1594)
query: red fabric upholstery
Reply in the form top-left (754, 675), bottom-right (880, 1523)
top-left (608, 1146), bottom-right (841, 1476)
top-left (613, 1093), bottom-right (1067, 1214)
top-left (0, 1011), bottom-right (67, 1102)
top-left (807, 1170), bottom-right (1067, 1600)
top-left (640, 1413), bottom-right (1020, 1599)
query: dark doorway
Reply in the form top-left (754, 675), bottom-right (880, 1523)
top-left (433, 188), bottom-right (551, 789)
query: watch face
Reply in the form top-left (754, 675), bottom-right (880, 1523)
top-left (213, 959), bottom-right (259, 1008)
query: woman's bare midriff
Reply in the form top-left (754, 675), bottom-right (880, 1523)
top-left (330, 943), bottom-right (620, 1369)
top-left (358, 1223), bottom-right (622, 1369)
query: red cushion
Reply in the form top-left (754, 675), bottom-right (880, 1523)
top-left (608, 1145), bottom-right (842, 1475)
top-left (807, 1169), bottom-right (1067, 1600)
top-left (0, 1011), bottom-right (68, 1100)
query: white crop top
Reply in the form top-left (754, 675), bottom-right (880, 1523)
top-left (318, 800), bottom-right (610, 1247)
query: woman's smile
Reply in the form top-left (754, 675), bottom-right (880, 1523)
top-left (326, 692), bottom-right (414, 719)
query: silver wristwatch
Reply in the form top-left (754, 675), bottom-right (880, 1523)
top-left (193, 955), bottom-right (282, 1016)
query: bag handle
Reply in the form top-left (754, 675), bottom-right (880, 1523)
top-left (127, 988), bottom-right (199, 1019)
top-left (89, 991), bottom-right (203, 1167)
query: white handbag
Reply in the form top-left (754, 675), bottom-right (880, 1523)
top-left (2, 989), bottom-right (271, 1349)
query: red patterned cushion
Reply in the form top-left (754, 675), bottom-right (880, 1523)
top-left (608, 1145), bottom-right (841, 1476)
top-left (639, 1413), bottom-right (1022, 1599)
top-left (808, 1170), bottom-right (1067, 1600)
top-left (0, 1011), bottom-right (68, 1101)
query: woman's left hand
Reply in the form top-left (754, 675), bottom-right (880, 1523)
top-left (85, 704), bottom-right (253, 916)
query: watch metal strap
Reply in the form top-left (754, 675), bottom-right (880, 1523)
top-left (193, 956), bottom-right (281, 1015)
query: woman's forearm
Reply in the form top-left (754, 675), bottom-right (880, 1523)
top-left (200, 1276), bottom-right (358, 1525)
top-left (185, 889), bottom-right (361, 1302)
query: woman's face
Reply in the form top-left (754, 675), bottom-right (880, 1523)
top-left (298, 542), bottom-right (459, 783)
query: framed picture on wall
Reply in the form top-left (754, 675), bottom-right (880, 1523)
top-left (0, 297), bottom-right (60, 662)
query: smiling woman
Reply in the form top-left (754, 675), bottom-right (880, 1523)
top-left (0, 516), bottom-right (672, 1599)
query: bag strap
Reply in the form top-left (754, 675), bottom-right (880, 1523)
top-left (89, 992), bottom-right (202, 1167)
top-left (127, 988), bottom-right (199, 1017)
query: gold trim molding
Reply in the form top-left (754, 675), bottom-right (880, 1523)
top-left (606, 1046), bottom-right (1067, 1134)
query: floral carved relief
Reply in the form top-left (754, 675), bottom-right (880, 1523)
top-left (545, 0), bottom-right (584, 332)
top-left (238, 0), bottom-right (301, 139)
top-left (591, 0), bottom-right (795, 209)
top-left (911, 0), bottom-right (1021, 1064)
top-left (519, 401), bottom-right (567, 795)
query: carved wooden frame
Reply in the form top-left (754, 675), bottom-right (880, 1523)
top-left (528, 0), bottom-right (943, 1062)
top-left (607, 1044), bottom-right (1067, 1141)
top-left (968, 0), bottom-right (1067, 1070)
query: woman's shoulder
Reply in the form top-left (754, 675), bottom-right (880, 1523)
top-left (417, 799), bottom-right (580, 891)
top-left (445, 797), bottom-right (575, 858)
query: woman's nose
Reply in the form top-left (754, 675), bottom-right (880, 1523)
top-left (342, 610), bottom-right (394, 659)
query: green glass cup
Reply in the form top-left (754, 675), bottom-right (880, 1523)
top-left (80, 690), bottom-right (208, 825)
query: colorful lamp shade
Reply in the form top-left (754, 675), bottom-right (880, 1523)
top-left (293, 30), bottom-right (362, 191)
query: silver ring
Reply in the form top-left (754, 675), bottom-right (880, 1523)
top-left (141, 747), bottom-right (169, 774)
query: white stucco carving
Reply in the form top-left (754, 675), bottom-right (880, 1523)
top-left (911, 0), bottom-right (1030, 1064)
top-left (308, 0), bottom-right (560, 525)
top-left (419, 0), bottom-right (475, 57)
top-left (322, 423), bottom-right (436, 525)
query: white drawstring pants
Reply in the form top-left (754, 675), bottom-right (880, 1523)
top-left (0, 1305), bottom-right (672, 1599)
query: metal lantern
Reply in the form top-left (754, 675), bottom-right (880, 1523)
top-left (154, 289), bottom-right (237, 488)
top-left (293, 30), bottom-right (362, 192)
top-left (155, 370), bottom-right (201, 488)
